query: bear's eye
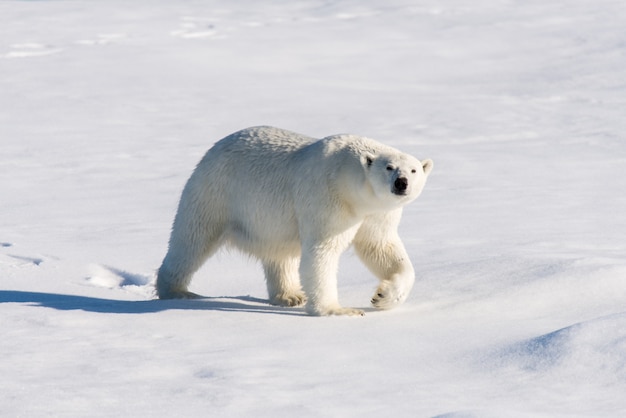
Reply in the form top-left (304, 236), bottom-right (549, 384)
top-left (386, 165), bottom-right (394, 171)
top-left (411, 169), bottom-right (417, 173)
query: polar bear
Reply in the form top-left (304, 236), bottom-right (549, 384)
top-left (156, 126), bottom-right (433, 316)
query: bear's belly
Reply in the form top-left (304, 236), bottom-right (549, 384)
top-left (224, 213), bottom-right (301, 259)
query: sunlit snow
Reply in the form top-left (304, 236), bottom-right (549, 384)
top-left (1, 1), bottom-right (625, 416)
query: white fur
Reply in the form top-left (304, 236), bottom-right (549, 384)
top-left (156, 126), bottom-right (433, 316)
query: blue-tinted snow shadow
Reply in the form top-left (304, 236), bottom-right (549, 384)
top-left (0, 291), bottom-right (310, 316)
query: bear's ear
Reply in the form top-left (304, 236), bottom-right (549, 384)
top-left (422, 159), bottom-right (434, 176)
top-left (363, 154), bottom-right (374, 168)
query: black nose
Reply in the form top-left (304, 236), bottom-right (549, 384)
top-left (394, 177), bottom-right (408, 194)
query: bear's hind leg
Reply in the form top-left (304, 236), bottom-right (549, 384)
top-left (262, 257), bottom-right (306, 307)
top-left (156, 240), bottom-right (216, 299)
top-left (156, 207), bottom-right (225, 299)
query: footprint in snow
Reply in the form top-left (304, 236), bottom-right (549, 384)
top-left (171, 17), bottom-right (220, 39)
top-left (85, 264), bottom-right (154, 297)
top-left (10, 255), bottom-right (45, 266)
top-left (1, 243), bottom-right (49, 267)
top-left (75, 33), bottom-right (127, 46)
top-left (0, 253), bottom-right (46, 267)
top-left (3, 43), bottom-right (62, 58)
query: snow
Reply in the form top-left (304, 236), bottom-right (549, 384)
top-left (1, 0), bottom-right (625, 416)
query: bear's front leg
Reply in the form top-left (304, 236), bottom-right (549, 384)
top-left (299, 238), bottom-right (364, 316)
top-left (356, 240), bottom-right (415, 310)
top-left (369, 268), bottom-right (415, 309)
top-left (353, 211), bottom-right (416, 310)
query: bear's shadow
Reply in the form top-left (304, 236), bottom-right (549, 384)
top-left (0, 290), bottom-right (321, 316)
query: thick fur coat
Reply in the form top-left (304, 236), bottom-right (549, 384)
top-left (157, 126), bottom-right (433, 316)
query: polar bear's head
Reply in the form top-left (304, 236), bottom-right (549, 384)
top-left (362, 149), bottom-right (433, 209)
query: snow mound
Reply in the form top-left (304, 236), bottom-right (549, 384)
top-left (504, 313), bottom-right (626, 379)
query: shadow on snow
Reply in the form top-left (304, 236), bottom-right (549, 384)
top-left (0, 290), bottom-right (311, 316)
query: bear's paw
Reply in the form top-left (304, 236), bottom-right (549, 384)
top-left (371, 282), bottom-right (407, 310)
top-left (269, 291), bottom-right (307, 307)
top-left (306, 303), bottom-right (365, 317)
top-left (158, 289), bottom-right (204, 300)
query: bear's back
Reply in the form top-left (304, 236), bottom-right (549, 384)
top-left (211, 126), bottom-right (315, 160)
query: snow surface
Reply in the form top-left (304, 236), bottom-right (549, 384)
top-left (1, 0), bottom-right (625, 416)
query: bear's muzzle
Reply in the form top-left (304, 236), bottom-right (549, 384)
top-left (393, 177), bottom-right (408, 195)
